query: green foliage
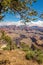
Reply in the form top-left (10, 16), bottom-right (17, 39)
top-left (35, 50), bottom-right (43, 64)
top-left (1, 34), bottom-right (13, 50)
top-left (20, 42), bottom-right (30, 51)
top-left (0, 0), bottom-right (38, 22)
top-left (1, 30), bottom-right (11, 43)
top-left (25, 50), bottom-right (35, 60)
top-left (1, 30), bottom-right (18, 50)
top-left (14, 43), bottom-right (18, 49)
top-left (36, 54), bottom-right (43, 64)
top-left (1, 31), bottom-right (14, 50)
top-left (25, 49), bottom-right (43, 64)
top-left (3, 35), bottom-right (12, 43)
top-left (3, 46), bottom-right (10, 50)
top-left (3, 42), bottom-right (17, 50)
top-left (3, 36), bottom-right (13, 50)
top-left (1, 30), bottom-right (5, 39)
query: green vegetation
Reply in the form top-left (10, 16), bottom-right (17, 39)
top-left (0, 0), bottom-right (43, 21)
top-left (26, 49), bottom-right (43, 64)
top-left (20, 42), bottom-right (43, 64)
top-left (25, 50), bottom-right (35, 60)
top-left (2, 35), bottom-right (14, 50)
top-left (0, 31), bottom-right (43, 64)
top-left (3, 42), bottom-right (17, 50)
top-left (1, 30), bottom-right (15, 50)
top-left (0, 0), bottom-right (38, 22)
top-left (1, 30), bottom-right (6, 39)
top-left (35, 50), bottom-right (43, 64)
top-left (20, 42), bottom-right (30, 51)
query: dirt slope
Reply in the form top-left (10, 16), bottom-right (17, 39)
top-left (0, 49), bottom-right (43, 65)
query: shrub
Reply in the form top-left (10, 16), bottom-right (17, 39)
top-left (25, 49), bottom-right (43, 64)
top-left (3, 46), bottom-right (10, 50)
top-left (14, 43), bottom-right (17, 49)
top-left (35, 50), bottom-right (43, 64)
top-left (25, 50), bottom-right (35, 60)
top-left (3, 35), bottom-right (12, 44)
top-left (36, 54), bottom-right (43, 64)
top-left (3, 42), bottom-right (17, 50)
top-left (20, 42), bottom-right (30, 51)
top-left (1, 30), bottom-right (5, 39)
top-left (2, 35), bottom-right (15, 50)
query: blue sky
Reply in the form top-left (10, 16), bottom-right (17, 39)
top-left (3, 0), bottom-right (43, 22)
top-left (32, 0), bottom-right (43, 13)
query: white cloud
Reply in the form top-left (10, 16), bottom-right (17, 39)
top-left (0, 20), bottom-right (43, 27)
top-left (26, 20), bottom-right (43, 27)
top-left (0, 20), bottom-right (24, 26)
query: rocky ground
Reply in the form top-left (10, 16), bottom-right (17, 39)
top-left (0, 49), bottom-right (43, 65)
top-left (0, 25), bottom-right (43, 50)
top-left (0, 25), bottom-right (43, 65)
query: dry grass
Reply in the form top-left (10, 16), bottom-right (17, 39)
top-left (0, 49), bottom-right (42, 65)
